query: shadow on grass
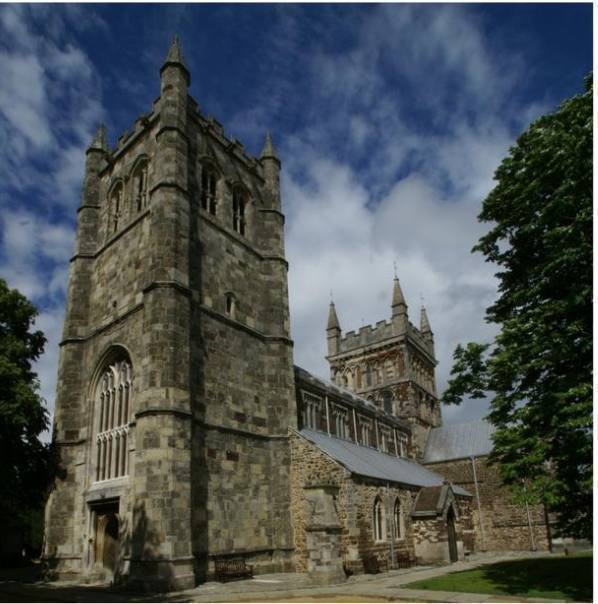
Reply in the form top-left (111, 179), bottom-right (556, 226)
top-left (481, 555), bottom-right (592, 602)
top-left (407, 553), bottom-right (592, 602)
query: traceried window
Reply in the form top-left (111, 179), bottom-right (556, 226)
top-left (232, 188), bottom-right (247, 235)
top-left (109, 183), bottom-right (123, 234)
top-left (132, 159), bottom-right (149, 212)
top-left (301, 391), bottom-right (322, 431)
top-left (200, 166), bottom-right (218, 215)
top-left (95, 359), bottom-right (132, 482)
top-left (373, 497), bottom-right (386, 542)
top-left (392, 498), bottom-right (404, 540)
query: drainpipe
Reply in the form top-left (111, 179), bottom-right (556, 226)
top-left (352, 408), bottom-right (359, 445)
top-left (523, 480), bottom-right (536, 551)
top-left (470, 456), bottom-right (486, 552)
top-left (387, 482), bottom-right (395, 569)
top-left (325, 395), bottom-right (331, 436)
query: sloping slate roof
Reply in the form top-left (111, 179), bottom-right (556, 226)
top-left (413, 486), bottom-right (443, 513)
top-left (423, 419), bottom-right (496, 463)
top-left (299, 428), bottom-right (471, 497)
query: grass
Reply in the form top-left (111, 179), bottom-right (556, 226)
top-left (404, 552), bottom-right (593, 602)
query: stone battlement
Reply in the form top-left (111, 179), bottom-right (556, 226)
top-left (339, 320), bottom-right (394, 352)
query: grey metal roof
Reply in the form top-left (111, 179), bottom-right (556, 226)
top-left (299, 428), bottom-right (471, 497)
top-left (423, 419), bottom-right (496, 463)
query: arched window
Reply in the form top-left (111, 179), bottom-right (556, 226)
top-left (392, 498), bottom-right (404, 540)
top-left (200, 166), bottom-right (218, 215)
top-left (360, 417), bottom-right (372, 447)
top-left (373, 497), bottom-right (386, 542)
top-left (332, 405), bottom-right (349, 439)
top-left (95, 358), bottom-right (133, 482)
top-left (224, 292), bottom-right (237, 318)
top-left (232, 188), bottom-right (247, 235)
top-left (109, 183), bottom-right (123, 234)
top-left (364, 365), bottom-right (372, 387)
top-left (132, 159), bottom-right (149, 212)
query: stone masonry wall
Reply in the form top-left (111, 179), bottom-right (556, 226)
top-left (290, 432), bottom-right (418, 575)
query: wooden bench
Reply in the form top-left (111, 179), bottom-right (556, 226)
top-left (214, 558), bottom-right (253, 582)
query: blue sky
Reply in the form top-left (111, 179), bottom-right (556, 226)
top-left (0, 3), bottom-right (592, 433)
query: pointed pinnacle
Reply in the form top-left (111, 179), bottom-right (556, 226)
top-left (327, 301), bottom-right (341, 331)
top-left (89, 123), bottom-right (108, 152)
top-left (392, 276), bottom-right (406, 308)
top-left (161, 35), bottom-right (190, 83)
top-left (420, 305), bottom-right (432, 333)
top-left (260, 132), bottom-right (279, 161)
top-left (165, 34), bottom-right (186, 66)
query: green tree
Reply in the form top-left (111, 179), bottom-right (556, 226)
top-left (444, 76), bottom-right (592, 540)
top-left (0, 277), bottom-right (51, 557)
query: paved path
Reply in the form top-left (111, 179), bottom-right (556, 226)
top-left (0, 552), bottom-right (569, 603)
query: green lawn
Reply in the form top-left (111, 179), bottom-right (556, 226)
top-left (404, 552), bottom-right (593, 602)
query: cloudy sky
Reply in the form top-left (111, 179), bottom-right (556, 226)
top-left (0, 3), bottom-right (591, 435)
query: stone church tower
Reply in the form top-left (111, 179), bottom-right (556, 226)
top-left (44, 38), bottom-right (296, 590)
top-left (326, 277), bottom-right (441, 455)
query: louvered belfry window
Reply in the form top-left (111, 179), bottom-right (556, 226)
top-left (95, 360), bottom-right (132, 482)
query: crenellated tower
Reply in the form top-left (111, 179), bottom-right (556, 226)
top-left (326, 276), bottom-right (441, 456)
top-left (44, 37), bottom-right (296, 590)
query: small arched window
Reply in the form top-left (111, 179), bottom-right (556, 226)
top-left (232, 188), bottom-right (247, 235)
top-left (109, 183), bottom-right (123, 234)
top-left (95, 358), bottom-right (133, 482)
top-left (393, 498), bottom-right (403, 540)
top-left (373, 497), bottom-right (386, 542)
top-left (132, 159), bottom-right (149, 212)
top-left (201, 166), bottom-right (218, 215)
top-left (364, 365), bottom-right (372, 387)
top-left (225, 292), bottom-right (237, 318)
top-left (355, 366), bottom-right (362, 389)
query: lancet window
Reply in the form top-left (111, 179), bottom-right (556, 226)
top-left (200, 166), bottom-right (218, 215)
top-left (360, 416), bottom-right (372, 447)
top-left (301, 392), bottom-right (322, 430)
top-left (232, 188), bottom-right (247, 235)
top-left (392, 498), bottom-right (404, 540)
top-left (132, 159), bottom-right (149, 212)
top-left (109, 183), bottom-right (123, 234)
top-left (397, 432), bottom-right (408, 458)
top-left (379, 426), bottom-right (391, 453)
top-left (332, 404), bottom-right (349, 439)
top-left (373, 497), bottom-right (386, 542)
top-left (95, 359), bottom-right (133, 482)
